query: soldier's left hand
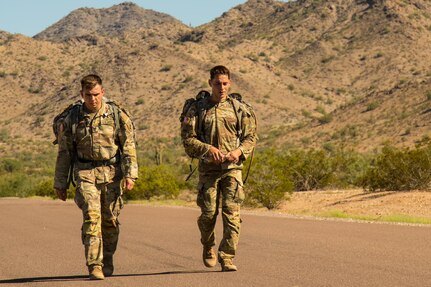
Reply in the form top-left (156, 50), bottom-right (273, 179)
top-left (225, 149), bottom-right (242, 163)
top-left (124, 177), bottom-right (135, 192)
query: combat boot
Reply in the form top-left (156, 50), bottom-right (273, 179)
top-left (103, 255), bottom-right (114, 277)
top-left (89, 265), bottom-right (105, 280)
top-left (220, 258), bottom-right (237, 272)
top-left (202, 246), bottom-right (217, 268)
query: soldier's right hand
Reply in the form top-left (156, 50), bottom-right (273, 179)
top-left (55, 188), bottom-right (67, 201)
top-left (208, 146), bottom-right (226, 164)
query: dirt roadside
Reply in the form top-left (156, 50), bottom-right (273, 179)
top-left (175, 189), bottom-right (431, 223)
top-left (271, 189), bottom-right (431, 221)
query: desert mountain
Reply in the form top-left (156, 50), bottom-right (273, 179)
top-left (34, 2), bottom-right (186, 42)
top-left (0, 0), bottom-right (430, 155)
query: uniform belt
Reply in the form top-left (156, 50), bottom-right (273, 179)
top-left (76, 154), bottom-right (120, 168)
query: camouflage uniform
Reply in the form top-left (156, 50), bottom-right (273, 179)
top-left (54, 100), bottom-right (138, 268)
top-left (181, 96), bottom-right (257, 261)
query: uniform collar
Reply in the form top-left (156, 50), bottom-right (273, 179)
top-left (81, 100), bottom-right (107, 118)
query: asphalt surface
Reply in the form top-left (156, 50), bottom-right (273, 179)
top-left (0, 198), bottom-right (430, 287)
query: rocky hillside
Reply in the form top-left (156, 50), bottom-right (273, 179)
top-left (0, 0), bottom-right (430, 155)
top-left (34, 2), bottom-right (186, 41)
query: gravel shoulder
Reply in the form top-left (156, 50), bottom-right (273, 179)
top-left (272, 189), bottom-right (431, 221)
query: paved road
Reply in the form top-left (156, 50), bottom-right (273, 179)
top-left (0, 198), bottom-right (430, 287)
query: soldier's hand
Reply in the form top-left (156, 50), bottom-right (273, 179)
top-left (55, 188), bottom-right (67, 201)
top-left (124, 177), bottom-right (135, 192)
top-left (208, 146), bottom-right (226, 164)
top-left (225, 149), bottom-right (242, 164)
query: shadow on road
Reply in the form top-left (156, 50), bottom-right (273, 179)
top-left (0, 270), bottom-right (217, 284)
top-left (326, 191), bottom-right (397, 207)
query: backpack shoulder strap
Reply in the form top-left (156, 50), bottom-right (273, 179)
top-left (228, 95), bottom-right (243, 139)
top-left (109, 101), bottom-right (121, 137)
top-left (105, 99), bottom-right (137, 152)
top-left (193, 91), bottom-right (210, 141)
top-left (70, 103), bottom-right (81, 142)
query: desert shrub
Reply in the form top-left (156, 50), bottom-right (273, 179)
top-left (366, 101), bottom-right (380, 111)
top-left (126, 164), bottom-right (180, 200)
top-left (245, 149), bottom-right (293, 209)
top-left (0, 173), bottom-right (33, 197)
top-left (315, 105), bottom-right (326, 114)
top-left (0, 129), bottom-right (9, 142)
top-left (160, 65), bottom-right (172, 72)
top-left (284, 149), bottom-right (335, 191)
top-left (0, 158), bottom-right (23, 173)
top-left (179, 31), bottom-right (204, 43)
top-left (32, 177), bottom-right (55, 197)
top-left (330, 149), bottom-right (370, 188)
top-left (318, 113), bottom-right (333, 124)
top-left (135, 98), bottom-right (144, 105)
top-left (360, 144), bottom-right (431, 191)
top-left (183, 76), bottom-right (193, 83)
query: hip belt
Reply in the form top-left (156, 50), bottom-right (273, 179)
top-left (76, 153), bottom-right (120, 169)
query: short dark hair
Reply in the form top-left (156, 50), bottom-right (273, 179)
top-left (81, 74), bottom-right (102, 90)
top-left (210, 65), bottom-right (230, 80)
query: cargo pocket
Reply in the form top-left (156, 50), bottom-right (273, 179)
top-left (74, 188), bottom-right (85, 210)
top-left (233, 179), bottom-right (245, 204)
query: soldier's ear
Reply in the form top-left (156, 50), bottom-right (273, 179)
top-left (208, 79), bottom-right (212, 87)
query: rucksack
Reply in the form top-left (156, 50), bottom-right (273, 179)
top-left (180, 90), bottom-right (257, 183)
top-left (52, 99), bottom-right (131, 146)
top-left (179, 90), bottom-right (257, 141)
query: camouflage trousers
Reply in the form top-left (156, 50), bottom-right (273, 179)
top-left (74, 168), bottom-right (124, 267)
top-left (196, 169), bottom-right (245, 260)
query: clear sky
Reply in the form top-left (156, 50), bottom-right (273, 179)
top-left (0, 0), bottom-right (258, 37)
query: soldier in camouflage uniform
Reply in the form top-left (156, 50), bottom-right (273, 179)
top-left (54, 74), bottom-right (138, 280)
top-left (181, 65), bottom-right (257, 271)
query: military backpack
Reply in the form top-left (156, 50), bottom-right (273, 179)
top-left (180, 90), bottom-right (257, 141)
top-left (52, 99), bottom-right (130, 146)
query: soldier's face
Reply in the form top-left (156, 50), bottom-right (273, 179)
top-left (81, 84), bottom-right (104, 112)
top-left (209, 74), bottom-right (231, 103)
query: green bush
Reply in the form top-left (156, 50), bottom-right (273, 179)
top-left (285, 149), bottom-right (335, 191)
top-left (318, 113), bottom-right (333, 124)
top-left (245, 149), bottom-right (293, 209)
top-left (0, 158), bottom-right (23, 173)
top-left (126, 164), bottom-right (181, 200)
top-left (0, 173), bottom-right (33, 197)
top-left (360, 144), bottom-right (431, 191)
top-left (135, 98), bottom-right (144, 105)
top-left (32, 177), bottom-right (55, 197)
top-left (366, 101), bottom-right (380, 111)
top-left (330, 149), bottom-right (369, 188)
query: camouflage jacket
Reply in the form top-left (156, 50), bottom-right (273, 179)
top-left (54, 100), bottom-right (138, 190)
top-left (181, 95), bottom-right (257, 172)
